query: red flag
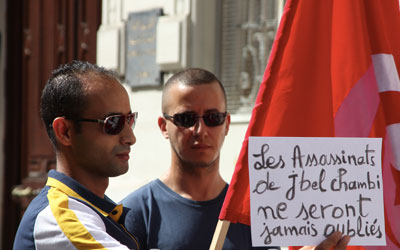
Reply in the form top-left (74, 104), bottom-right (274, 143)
top-left (219, 0), bottom-right (400, 249)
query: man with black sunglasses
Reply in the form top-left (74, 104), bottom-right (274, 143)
top-left (121, 68), bottom-right (276, 250)
top-left (122, 68), bottom-right (349, 250)
top-left (13, 61), bottom-right (139, 249)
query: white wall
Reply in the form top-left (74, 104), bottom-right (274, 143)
top-left (0, 0), bottom-right (6, 243)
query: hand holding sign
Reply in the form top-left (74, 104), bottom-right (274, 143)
top-left (314, 232), bottom-right (350, 250)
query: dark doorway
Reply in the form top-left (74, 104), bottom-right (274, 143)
top-left (3, 0), bottom-right (101, 248)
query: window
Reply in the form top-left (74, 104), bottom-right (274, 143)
top-left (219, 0), bottom-right (284, 114)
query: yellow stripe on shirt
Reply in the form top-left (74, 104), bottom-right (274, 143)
top-left (47, 187), bottom-right (107, 250)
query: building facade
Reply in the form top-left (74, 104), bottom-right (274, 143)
top-left (0, 0), bottom-right (284, 247)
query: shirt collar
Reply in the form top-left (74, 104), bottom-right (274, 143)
top-left (46, 170), bottom-right (124, 221)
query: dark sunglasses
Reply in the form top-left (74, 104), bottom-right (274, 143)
top-left (163, 112), bottom-right (227, 128)
top-left (75, 112), bottom-right (138, 135)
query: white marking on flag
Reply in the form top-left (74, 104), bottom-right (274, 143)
top-left (373, 54), bottom-right (400, 170)
top-left (372, 54), bottom-right (400, 92)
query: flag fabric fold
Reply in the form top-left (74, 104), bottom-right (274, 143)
top-left (219, 0), bottom-right (400, 249)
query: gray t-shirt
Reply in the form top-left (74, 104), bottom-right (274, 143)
top-left (121, 179), bottom-right (279, 250)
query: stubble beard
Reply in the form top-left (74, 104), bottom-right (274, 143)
top-left (171, 143), bottom-right (220, 173)
top-left (177, 153), bottom-right (220, 173)
top-left (107, 156), bottom-right (131, 177)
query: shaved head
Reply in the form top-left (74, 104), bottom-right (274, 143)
top-left (162, 68), bottom-right (227, 114)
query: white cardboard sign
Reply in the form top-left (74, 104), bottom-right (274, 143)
top-left (248, 137), bottom-right (385, 247)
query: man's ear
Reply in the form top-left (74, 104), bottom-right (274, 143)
top-left (52, 117), bottom-right (73, 146)
top-left (158, 116), bottom-right (169, 139)
top-left (224, 113), bottom-right (231, 136)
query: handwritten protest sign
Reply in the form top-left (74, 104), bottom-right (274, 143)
top-left (248, 137), bottom-right (385, 247)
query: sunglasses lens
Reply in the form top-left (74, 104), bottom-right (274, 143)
top-left (104, 115), bottom-right (125, 135)
top-left (204, 112), bottom-right (226, 127)
top-left (173, 113), bottom-right (196, 127)
top-left (126, 112), bottom-right (138, 129)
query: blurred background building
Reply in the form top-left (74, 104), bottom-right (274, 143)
top-left (0, 0), bottom-right (284, 248)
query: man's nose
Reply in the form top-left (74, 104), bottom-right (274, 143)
top-left (120, 122), bottom-right (136, 146)
top-left (192, 117), bottom-right (207, 137)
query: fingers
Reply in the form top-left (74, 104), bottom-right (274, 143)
top-left (315, 231), bottom-right (341, 250)
top-left (336, 235), bottom-right (351, 249)
top-left (314, 231), bottom-right (350, 250)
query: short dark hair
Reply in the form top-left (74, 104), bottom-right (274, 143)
top-left (162, 68), bottom-right (227, 113)
top-left (40, 60), bottom-right (118, 147)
